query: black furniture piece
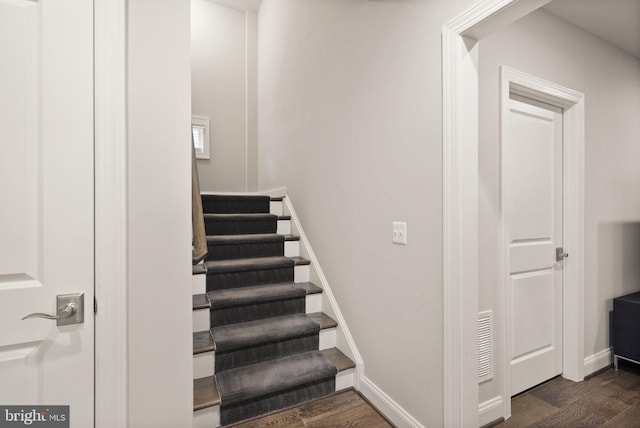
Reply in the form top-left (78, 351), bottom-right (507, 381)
top-left (612, 291), bottom-right (640, 370)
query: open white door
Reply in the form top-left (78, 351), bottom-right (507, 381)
top-left (505, 96), bottom-right (563, 396)
top-left (0, 0), bottom-right (94, 426)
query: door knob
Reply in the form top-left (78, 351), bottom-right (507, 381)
top-left (556, 247), bottom-right (569, 262)
top-left (22, 293), bottom-right (84, 326)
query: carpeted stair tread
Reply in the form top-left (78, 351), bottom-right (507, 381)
top-left (320, 348), bottom-right (356, 372)
top-left (204, 213), bottom-right (277, 221)
top-left (291, 256), bottom-right (311, 266)
top-left (194, 376), bottom-right (220, 410)
top-left (201, 195), bottom-right (271, 214)
top-left (211, 313), bottom-right (334, 353)
top-left (205, 256), bottom-right (295, 274)
top-left (215, 350), bottom-right (338, 406)
top-left (207, 233), bottom-right (284, 245)
top-left (193, 264), bottom-right (206, 275)
top-left (208, 282), bottom-right (319, 309)
top-left (193, 293), bottom-right (210, 310)
top-left (193, 331), bottom-right (214, 355)
top-left (206, 233), bottom-right (299, 244)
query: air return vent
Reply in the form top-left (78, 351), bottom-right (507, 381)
top-left (478, 310), bottom-right (493, 383)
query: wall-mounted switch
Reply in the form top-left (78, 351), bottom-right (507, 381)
top-left (392, 222), bottom-right (407, 245)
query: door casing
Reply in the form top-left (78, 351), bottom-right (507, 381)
top-left (442, 1), bottom-right (585, 425)
top-left (500, 66), bottom-right (585, 418)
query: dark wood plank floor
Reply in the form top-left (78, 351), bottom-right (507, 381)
top-left (228, 389), bottom-right (393, 427)
top-left (492, 360), bottom-right (640, 427)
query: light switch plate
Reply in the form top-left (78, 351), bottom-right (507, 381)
top-left (392, 222), bottom-right (407, 245)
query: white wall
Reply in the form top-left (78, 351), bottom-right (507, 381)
top-left (478, 9), bottom-right (640, 404)
top-left (127, 0), bottom-right (193, 426)
top-left (257, 1), bottom-right (476, 426)
top-left (191, 0), bottom-right (258, 192)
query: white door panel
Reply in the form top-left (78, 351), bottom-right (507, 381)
top-left (506, 97), bottom-right (563, 396)
top-left (509, 241), bottom-right (554, 273)
top-left (0, 0), bottom-right (94, 425)
top-left (512, 270), bottom-right (555, 359)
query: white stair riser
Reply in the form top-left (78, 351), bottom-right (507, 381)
top-left (193, 405), bottom-right (220, 428)
top-left (306, 294), bottom-right (322, 313)
top-left (336, 369), bottom-right (355, 391)
top-left (270, 201), bottom-right (283, 216)
top-left (295, 265), bottom-right (310, 283)
top-left (277, 220), bottom-right (290, 235)
top-left (193, 309), bottom-right (209, 331)
top-left (194, 352), bottom-right (214, 379)
top-left (284, 240), bottom-right (299, 257)
top-left (319, 328), bottom-right (337, 350)
top-left (192, 274), bottom-right (206, 295)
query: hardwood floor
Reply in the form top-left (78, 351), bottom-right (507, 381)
top-left (228, 389), bottom-right (393, 427)
top-left (492, 360), bottom-right (640, 427)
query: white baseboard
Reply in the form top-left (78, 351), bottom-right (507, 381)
top-left (584, 348), bottom-right (612, 377)
top-left (478, 396), bottom-right (504, 427)
top-left (358, 376), bottom-right (425, 428)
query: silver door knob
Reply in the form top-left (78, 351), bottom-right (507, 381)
top-left (21, 293), bottom-right (84, 326)
top-left (556, 247), bottom-right (569, 262)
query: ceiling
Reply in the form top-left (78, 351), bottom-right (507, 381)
top-left (544, 0), bottom-right (640, 59)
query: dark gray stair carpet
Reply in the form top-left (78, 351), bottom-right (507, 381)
top-left (209, 282), bottom-right (320, 309)
top-left (212, 313), bottom-right (326, 372)
top-left (201, 194), bottom-right (271, 214)
top-left (207, 233), bottom-right (286, 261)
top-left (215, 350), bottom-right (338, 425)
top-left (207, 281), bottom-right (322, 326)
top-left (212, 312), bottom-right (337, 376)
top-left (212, 313), bottom-right (321, 353)
top-left (205, 256), bottom-right (296, 291)
top-left (204, 213), bottom-right (277, 235)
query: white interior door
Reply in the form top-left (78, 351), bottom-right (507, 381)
top-left (505, 96), bottom-right (563, 396)
top-left (0, 0), bottom-right (94, 425)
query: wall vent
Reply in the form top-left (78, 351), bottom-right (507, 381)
top-left (478, 310), bottom-right (493, 383)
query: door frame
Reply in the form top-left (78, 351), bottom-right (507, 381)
top-left (500, 66), bottom-right (585, 418)
top-left (442, 0), bottom-right (584, 425)
top-left (95, 0), bottom-right (128, 426)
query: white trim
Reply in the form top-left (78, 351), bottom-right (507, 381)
top-left (94, 0), bottom-right (128, 426)
top-left (442, 23), bottom-right (480, 428)
top-left (584, 348), bottom-right (612, 377)
top-left (200, 186), bottom-right (288, 198)
top-left (244, 9), bottom-right (249, 191)
top-left (479, 396), bottom-right (504, 427)
top-left (358, 376), bottom-right (425, 428)
top-left (500, 69), bottom-right (585, 417)
top-left (282, 195), bottom-right (364, 384)
top-left (443, 1), bottom-right (562, 425)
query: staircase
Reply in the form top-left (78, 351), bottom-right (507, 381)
top-left (192, 194), bottom-right (355, 427)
